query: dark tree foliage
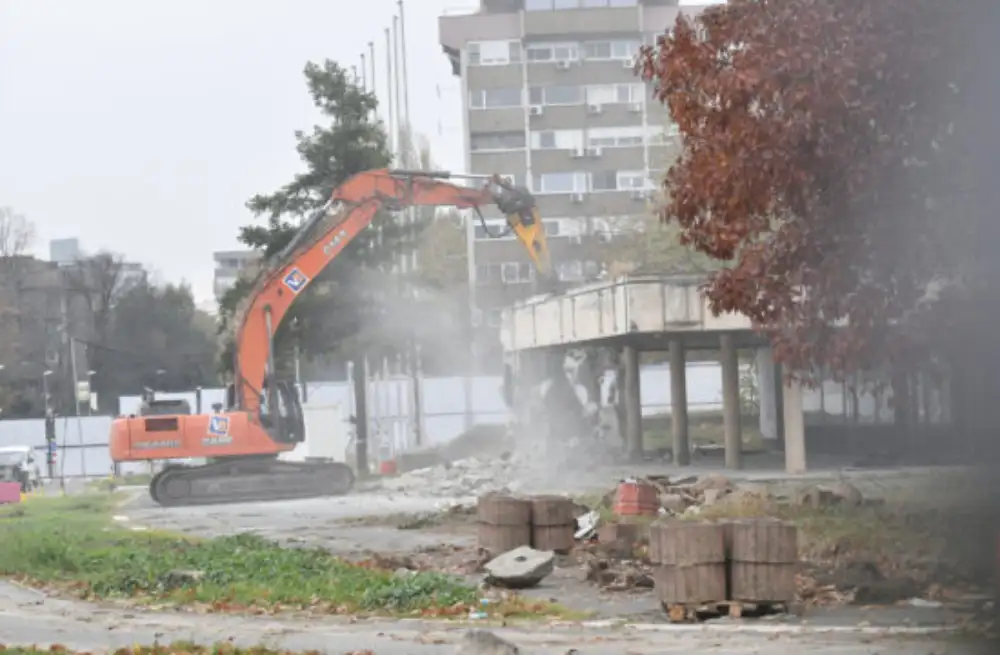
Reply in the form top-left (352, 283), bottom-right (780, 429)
top-left (638, 0), bottom-right (996, 383)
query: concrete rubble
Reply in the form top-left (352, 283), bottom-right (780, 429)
top-left (379, 452), bottom-right (529, 498)
top-left (483, 545), bottom-right (555, 589)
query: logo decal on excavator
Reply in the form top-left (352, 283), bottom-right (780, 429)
top-left (204, 415), bottom-right (233, 446)
top-left (283, 268), bottom-right (309, 293)
top-left (208, 415), bottom-right (230, 437)
top-left (322, 229), bottom-right (348, 257)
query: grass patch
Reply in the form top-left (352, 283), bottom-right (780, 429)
top-left (0, 494), bottom-right (563, 619)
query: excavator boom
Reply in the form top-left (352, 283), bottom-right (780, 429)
top-left (108, 168), bottom-right (553, 507)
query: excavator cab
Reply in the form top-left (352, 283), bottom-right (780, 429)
top-left (224, 378), bottom-right (305, 445)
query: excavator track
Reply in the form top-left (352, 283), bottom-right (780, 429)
top-left (148, 456), bottom-right (355, 507)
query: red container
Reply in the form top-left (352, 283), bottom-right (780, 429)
top-left (613, 480), bottom-right (658, 517)
top-left (378, 460), bottom-right (398, 475)
top-left (0, 482), bottom-right (21, 504)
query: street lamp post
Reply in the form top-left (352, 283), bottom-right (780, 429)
top-left (86, 370), bottom-right (96, 415)
top-left (42, 370), bottom-right (55, 478)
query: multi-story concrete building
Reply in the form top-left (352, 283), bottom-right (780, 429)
top-left (212, 249), bottom-right (263, 302)
top-left (440, 0), bottom-right (702, 331)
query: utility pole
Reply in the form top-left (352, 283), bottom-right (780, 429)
top-left (398, 0), bottom-right (411, 149)
top-left (384, 27), bottom-right (395, 160)
top-left (368, 42), bottom-right (377, 123)
top-left (360, 53), bottom-right (367, 91)
top-left (69, 337), bottom-right (86, 477)
top-left (392, 15), bottom-right (404, 164)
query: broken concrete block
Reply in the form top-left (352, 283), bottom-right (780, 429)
top-left (455, 629), bottom-right (521, 655)
top-left (659, 493), bottom-right (686, 513)
top-left (483, 545), bottom-right (554, 589)
top-left (830, 480), bottom-right (864, 507)
top-left (693, 474), bottom-right (733, 493)
top-left (702, 488), bottom-right (730, 506)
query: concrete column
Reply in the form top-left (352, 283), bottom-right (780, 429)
top-left (782, 377), bottom-right (807, 473)
top-left (756, 347), bottom-right (778, 440)
top-left (669, 337), bottom-right (690, 465)
top-left (720, 334), bottom-right (743, 470)
top-left (623, 345), bottom-right (643, 461)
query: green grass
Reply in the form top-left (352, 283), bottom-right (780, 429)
top-left (0, 494), bottom-right (505, 617)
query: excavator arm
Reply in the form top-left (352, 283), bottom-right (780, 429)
top-left (109, 168), bottom-right (554, 508)
top-left (231, 168), bottom-right (552, 417)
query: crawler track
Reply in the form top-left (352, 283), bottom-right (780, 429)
top-left (149, 457), bottom-right (355, 507)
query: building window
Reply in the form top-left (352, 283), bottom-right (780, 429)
top-left (528, 85), bottom-right (583, 106)
top-left (585, 83), bottom-right (643, 105)
top-left (591, 170), bottom-right (619, 192)
top-left (527, 0), bottom-right (638, 8)
top-left (475, 263), bottom-right (501, 284)
top-left (646, 124), bottom-right (680, 144)
top-left (587, 126), bottom-right (645, 148)
top-left (617, 170), bottom-right (647, 190)
top-left (470, 132), bottom-right (526, 152)
top-left (467, 40), bottom-right (522, 66)
top-left (533, 172), bottom-right (588, 194)
top-left (475, 219), bottom-right (515, 240)
top-left (501, 262), bottom-right (533, 284)
top-left (543, 219), bottom-right (561, 236)
top-left (557, 261), bottom-right (584, 281)
top-left (530, 129), bottom-right (584, 150)
top-left (488, 308), bottom-right (503, 327)
top-left (582, 40), bottom-right (640, 61)
top-left (526, 42), bottom-right (579, 63)
top-left (469, 87), bottom-right (522, 109)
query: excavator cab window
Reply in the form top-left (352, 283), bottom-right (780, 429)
top-left (225, 383), bottom-right (236, 411)
top-left (259, 379), bottom-right (305, 445)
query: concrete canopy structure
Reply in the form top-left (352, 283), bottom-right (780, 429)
top-left (499, 275), bottom-right (810, 473)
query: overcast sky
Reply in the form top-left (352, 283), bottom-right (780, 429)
top-left (0, 1), bottom-right (710, 306)
top-left (0, 0), bottom-right (470, 304)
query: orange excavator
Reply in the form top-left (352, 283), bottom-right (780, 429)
top-left (108, 169), bottom-right (554, 506)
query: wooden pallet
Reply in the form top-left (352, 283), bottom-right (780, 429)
top-left (661, 600), bottom-right (790, 623)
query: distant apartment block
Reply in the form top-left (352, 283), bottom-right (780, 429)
top-left (213, 249), bottom-right (263, 301)
top-left (440, 0), bottom-right (701, 328)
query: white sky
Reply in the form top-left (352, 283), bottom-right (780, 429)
top-left (0, 0), bottom-right (471, 302)
top-left (0, 0), bottom-right (712, 304)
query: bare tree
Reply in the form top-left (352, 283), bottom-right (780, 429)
top-left (0, 206), bottom-right (35, 260)
top-left (62, 252), bottom-right (141, 394)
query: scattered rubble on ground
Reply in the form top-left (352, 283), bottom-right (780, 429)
top-left (456, 629), bottom-right (521, 655)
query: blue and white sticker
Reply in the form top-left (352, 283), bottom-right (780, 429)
top-left (283, 268), bottom-right (310, 294)
top-left (208, 415), bottom-right (230, 437)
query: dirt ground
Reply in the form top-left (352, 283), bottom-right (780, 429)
top-left (116, 462), bottom-right (997, 631)
top-left (1, 579), bottom-right (984, 655)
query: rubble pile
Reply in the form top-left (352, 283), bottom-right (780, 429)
top-left (593, 473), bottom-right (870, 519)
top-left (380, 452), bottom-right (529, 498)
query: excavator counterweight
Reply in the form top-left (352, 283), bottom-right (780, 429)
top-left (108, 169), bottom-right (554, 507)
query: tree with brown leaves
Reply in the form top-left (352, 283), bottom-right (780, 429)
top-left (638, 0), bottom-right (996, 389)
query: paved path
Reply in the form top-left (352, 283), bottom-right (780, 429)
top-left (0, 582), bottom-right (986, 654)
